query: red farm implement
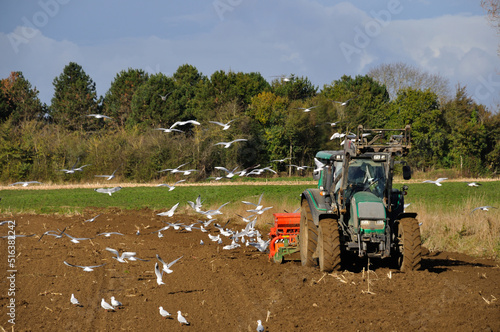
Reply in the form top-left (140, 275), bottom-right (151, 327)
top-left (268, 213), bottom-right (301, 263)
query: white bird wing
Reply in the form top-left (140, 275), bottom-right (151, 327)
top-left (215, 166), bottom-right (229, 173)
top-left (106, 247), bottom-right (120, 258)
top-left (167, 255), bottom-right (183, 268)
top-left (155, 262), bottom-right (164, 281)
top-left (209, 121), bottom-right (224, 126)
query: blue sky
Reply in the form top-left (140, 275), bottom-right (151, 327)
top-left (1, 0), bottom-right (498, 109)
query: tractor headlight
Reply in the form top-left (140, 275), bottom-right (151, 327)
top-left (372, 154), bottom-right (387, 161)
top-left (360, 220), bottom-right (370, 226)
top-left (375, 220), bottom-right (385, 225)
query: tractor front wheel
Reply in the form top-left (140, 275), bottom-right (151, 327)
top-left (395, 217), bottom-right (422, 272)
top-left (318, 218), bottom-right (342, 272)
top-left (300, 200), bottom-right (318, 267)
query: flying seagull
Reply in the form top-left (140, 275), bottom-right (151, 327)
top-left (332, 98), bottom-right (353, 106)
top-left (156, 179), bottom-right (186, 191)
top-left (63, 261), bottom-right (106, 272)
top-left (215, 166), bottom-right (240, 178)
top-left (159, 92), bottom-right (171, 101)
top-left (9, 181), bottom-right (42, 187)
top-left (471, 206), bottom-right (497, 213)
top-left (155, 262), bottom-right (165, 285)
top-left (106, 247), bottom-right (137, 263)
top-left (95, 165), bottom-right (121, 181)
top-left (214, 139), bottom-right (248, 148)
top-left (422, 178), bottom-right (447, 186)
top-left (157, 202), bottom-right (180, 217)
top-left (87, 114), bottom-right (112, 120)
top-left (209, 120), bottom-right (235, 130)
top-left (296, 105), bottom-right (318, 112)
top-left (171, 120), bottom-right (201, 128)
top-left (156, 254), bottom-right (183, 274)
top-left (84, 214), bottom-right (101, 223)
top-left (154, 126), bottom-right (184, 133)
top-left (466, 182), bottom-right (481, 187)
top-left (94, 187), bottom-right (122, 196)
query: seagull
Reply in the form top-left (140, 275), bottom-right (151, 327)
top-left (156, 180), bottom-right (186, 191)
top-left (9, 181), bottom-right (42, 187)
top-left (257, 319), bottom-right (265, 332)
top-left (223, 239), bottom-right (241, 250)
top-left (94, 187), bottom-right (122, 196)
top-left (249, 239), bottom-right (271, 252)
top-left (236, 214), bottom-right (256, 223)
top-left (165, 222), bottom-right (184, 230)
top-left (471, 206), bottom-right (497, 213)
top-left (187, 195), bottom-right (204, 213)
top-left (183, 223), bottom-right (200, 232)
top-left (466, 182), bottom-right (481, 187)
top-left (87, 114), bottom-right (112, 120)
top-left (157, 202), bottom-right (179, 217)
top-left (208, 233), bottom-right (221, 242)
top-left (288, 164), bottom-right (310, 171)
top-left (422, 178), bottom-right (447, 186)
top-left (332, 98), bottom-right (353, 106)
top-left (271, 157), bottom-right (290, 163)
top-left (106, 248), bottom-right (137, 263)
top-left (64, 233), bottom-right (94, 244)
top-left (39, 228), bottom-right (66, 241)
top-left (200, 239), bottom-right (204, 245)
top-left (247, 206), bottom-right (273, 215)
top-left (209, 120), bottom-right (235, 130)
top-left (271, 75), bottom-right (293, 82)
top-left (95, 166), bottom-right (120, 181)
top-left (84, 214), bottom-right (101, 222)
top-left (63, 261), bottom-right (106, 272)
top-left (110, 296), bottom-right (122, 308)
top-left (154, 126), bottom-right (184, 133)
top-left (296, 105), bottom-right (318, 112)
top-left (159, 92), bottom-right (171, 101)
top-left (172, 120), bottom-right (201, 128)
top-left (214, 139), bottom-right (248, 148)
top-left (158, 162), bottom-right (189, 173)
top-left (199, 202), bottom-right (230, 219)
top-left (97, 232), bottom-right (124, 237)
top-left (215, 166), bottom-right (239, 178)
top-left (172, 169), bottom-right (198, 176)
top-left (242, 193), bottom-right (264, 211)
top-left (156, 254), bottom-right (183, 274)
top-left (70, 294), bottom-right (81, 306)
top-left (159, 306), bottom-right (171, 318)
top-left (177, 311), bottom-right (190, 325)
top-left (314, 158), bottom-right (326, 172)
top-left (155, 262), bottom-right (165, 285)
top-left (101, 298), bottom-right (115, 311)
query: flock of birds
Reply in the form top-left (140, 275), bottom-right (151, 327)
top-left (1, 190), bottom-right (276, 330)
top-left (421, 178), bottom-right (497, 213)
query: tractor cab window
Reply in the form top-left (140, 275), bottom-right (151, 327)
top-left (347, 159), bottom-right (386, 197)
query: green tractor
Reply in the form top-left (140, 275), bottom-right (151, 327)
top-left (300, 125), bottom-right (421, 272)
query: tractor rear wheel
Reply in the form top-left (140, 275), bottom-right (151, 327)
top-left (396, 217), bottom-right (422, 272)
top-left (318, 218), bottom-right (341, 272)
top-left (300, 200), bottom-right (318, 267)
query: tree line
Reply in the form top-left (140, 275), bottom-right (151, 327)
top-left (0, 62), bottom-right (499, 183)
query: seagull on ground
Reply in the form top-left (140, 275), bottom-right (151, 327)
top-left (156, 254), bottom-right (183, 274)
top-left (106, 248), bottom-right (137, 263)
top-left (157, 202), bottom-right (180, 217)
top-left (155, 262), bottom-right (165, 285)
top-left (63, 261), bottom-right (106, 272)
top-left (296, 105), bottom-right (318, 112)
top-left (257, 319), bottom-right (265, 332)
top-left (87, 114), bottom-right (112, 120)
top-left (9, 181), bottom-right (42, 187)
top-left (84, 214), bottom-right (101, 222)
top-left (110, 296), bottom-right (123, 308)
top-left (209, 120), bottom-right (235, 130)
top-left (156, 180), bottom-right (186, 191)
top-left (177, 311), bottom-right (190, 325)
top-left (422, 178), bottom-right (447, 186)
top-left (466, 182), bottom-right (481, 187)
top-left (159, 306), bottom-right (171, 318)
top-left (94, 187), bottom-right (122, 196)
top-left (71, 294), bottom-right (81, 306)
top-left (214, 139), bottom-right (248, 148)
top-left (95, 166), bottom-right (121, 181)
top-left (101, 298), bottom-right (115, 311)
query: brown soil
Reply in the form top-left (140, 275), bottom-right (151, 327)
top-left (1, 210), bottom-right (499, 331)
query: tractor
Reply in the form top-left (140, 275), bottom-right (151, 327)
top-left (299, 125), bottom-right (421, 272)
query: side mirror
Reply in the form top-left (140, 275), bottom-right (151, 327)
top-left (403, 165), bottom-right (411, 180)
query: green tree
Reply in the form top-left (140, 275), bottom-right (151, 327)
top-left (103, 68), bottom-right (149, 127)
top-left (51, 62), bottom-right (101, 131)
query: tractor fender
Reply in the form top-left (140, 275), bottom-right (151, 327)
top-left (301, 189), bottom-right (330, 227)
